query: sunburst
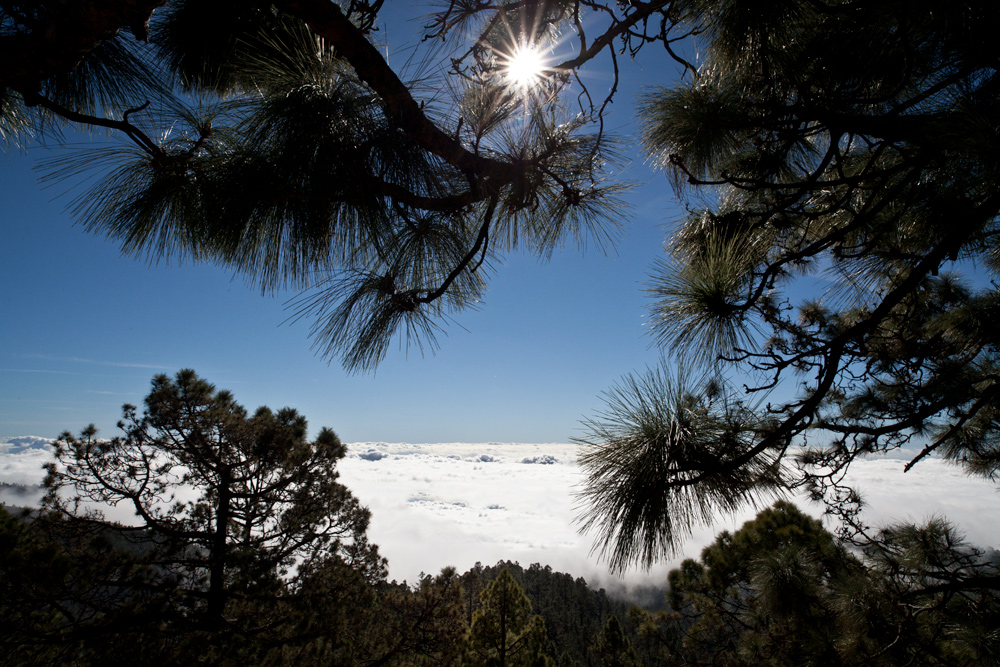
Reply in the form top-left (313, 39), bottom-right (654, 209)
top-left (504, 45), bottom-right (546, 90)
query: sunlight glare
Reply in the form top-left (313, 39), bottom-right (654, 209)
top-left (505, 46), bottom-right (546, 89)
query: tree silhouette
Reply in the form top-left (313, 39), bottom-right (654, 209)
top-left (575, 0), bottom-right (1000, 565)
top-left (43, 369), bottom-right (383, 632)
top-left (3, 0), bottom-right (656, 371)
top-left (589, 615), bottom-right (638, 667)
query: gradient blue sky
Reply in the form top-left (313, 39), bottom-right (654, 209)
top-left (1, 6), bottom-right (688, 444)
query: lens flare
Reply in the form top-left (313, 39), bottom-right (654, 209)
top-left (505, 46), bottom-right (545, 89)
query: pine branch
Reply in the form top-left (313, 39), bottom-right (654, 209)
top-left (19, 90), bottom-right (163, 158)
top-left (681, 195), bottom-right (1000, 489)
top-left (0, 0), bottom-right (167, 92)
top-left (417, 195), bottom-right (497, 305)
top-left (276, 0), bottom-right (518, 182)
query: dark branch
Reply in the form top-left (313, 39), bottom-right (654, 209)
top-left (0, 0), bottom-right (167, 92)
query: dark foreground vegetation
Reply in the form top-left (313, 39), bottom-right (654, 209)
top-left (4, 487), bottom-right (999, 665)
top-left (2, 370), bottom-right (997, 665)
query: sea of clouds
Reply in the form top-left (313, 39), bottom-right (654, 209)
top-left (3, 437), bottom-right (998, 597)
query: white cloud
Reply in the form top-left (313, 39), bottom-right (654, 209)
top-left (338, 443), bottom-right (1000, 593)
top-left (0, 436), bottom-right (55, 485)
top-left (836, 456), bottom-right (1000, 542)
top-left (3, 438), bottom-right (998, 596)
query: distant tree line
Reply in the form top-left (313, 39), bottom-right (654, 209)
top-left (460, 560), bottom-right (631, 666)
top-left (7, 496), bottom-right (997, 665)
top-left (0, 482), bottom-right (40, 498)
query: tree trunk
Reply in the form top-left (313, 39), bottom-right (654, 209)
top-left (206, 463), bottom-right (232, 628)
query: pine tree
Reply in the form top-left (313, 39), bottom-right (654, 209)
top-left (43, 369), bottom-right (383, 635)
top-left (574, 0), bottom-right (1000, 569)
top-left (635, 502), bottom-right (1000, 666)
top-left (589, 616), bottom-right (638, 667)
top-left (469, 568), bottom-right (554, 667)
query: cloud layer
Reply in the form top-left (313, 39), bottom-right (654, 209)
top-left (336, 442), bottom-right (1000, 593)
top-left (3, 438), bottom-right (998, 595)
top-left (0, 436), bottom-right (54, 485)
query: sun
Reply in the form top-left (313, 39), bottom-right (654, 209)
top-left (504, 45), bottom-right (546, 89)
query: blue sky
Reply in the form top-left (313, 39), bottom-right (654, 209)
top-left (1, 6), bottom-right (687, 444)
